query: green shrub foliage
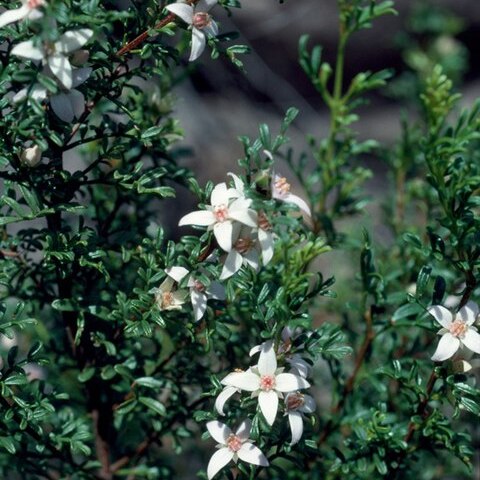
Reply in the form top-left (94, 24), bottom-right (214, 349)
top-left (0, 0), bottom-right (478, 479)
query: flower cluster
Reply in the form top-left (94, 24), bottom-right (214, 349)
top-left (1, 2), bottom-right (93, 123)
top-left (207, 330), bottom-right (317, 478)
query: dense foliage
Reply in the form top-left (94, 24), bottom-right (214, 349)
top-left (0, 1), bottom-right (479, 479)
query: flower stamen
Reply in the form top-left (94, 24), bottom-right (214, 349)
top-left (226, 434), bottom-right (243, 452)
top-left (213, 204), bottom-right (229, 223)
top-left (259, 374), bottom-right (276, 391)
top-left (192, 12), bottom-right (211, 29)
top-left (274, 177), bottom-right (291, 196)
top-left (449, 319), bottom-right (467, 338)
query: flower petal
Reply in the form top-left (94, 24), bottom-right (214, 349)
top-left (207, 447), bottom-right (233, 480)
top-left (258, 340), bottom-right (277, 376)
top-left (457, 301), bottom-right (479, 326)
top-left (189, 28), bottom-right (206, 62)
top-left (213, 221), bottom-right (233, 252)
top-left (243, 249), bottom-right (259, 271)
top-left (431, 333), bottom-right (460, 362)
top-left (50, 93), bottom-right (74, 123)
top-left (301, 394), bottom-right (316, 413)
top-left (165, 3), bottom-right (194, 24)
top-left (221, 371), bottom-right (259, 392)
top-left (227, 172), bottom-right (245, 195)
top-left (258, 229), bottom-right (274, 265)
top-left (56, 29), bottom-right (93, 53)
top-left (288, 411), bottom-right (304, 445)
top-left (207, 420), bottom-right (231, 444)
top-left (179, 210), bottom-right (215, 227)
top-left (275, 373), bottom-right (310, 392)
top-left (11, 40), bottom-right (44, 60)
top-left (71, 67), bottom-right (92, 88)
top-left (229, 201), bottom-right (257, 227)
top-left (461, 328), bottom-right (480, 354)
top-left (234, 418), bottom-right (252, 441)
top-left (283, 193), bottom-right (312, 219)
top-left (287, 355), bottom-right (311, 379)
top-left (211, 182), bottom-right (230, 207)
top-left (220, 250), bottom-right (243, 280)
top-left (427, 305), bottom-right (453, 328)
top-left (191, 289), bottom-right (207, 321)
top-left (207, 281), bottom-right (225, 301)
top-left (214, 386), bottom-right (237, 416)
top-left (237, 442), bottom-right (269, 467)
top-left (0, 5), bottom-right (29, 28)
top-left (203, 19), bottom-right (219, 37)
top-left (48, 53), bottom-right (73, 89)
top-left (165, 266), bottom-right (189, 282)
top-left (67, 89), bottom-right (85, 119)
top-left (249, 344), bottom-right (261, 357)
top-left (258, 390), bottom-right (278, 426)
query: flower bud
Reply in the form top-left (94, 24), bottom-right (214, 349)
top-left (20, 145), bottom-right (42, 167)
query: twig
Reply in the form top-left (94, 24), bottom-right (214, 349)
top-left (318, 307), bottom-right (375, 445)
top-left (116, 0), bottom-right (198, 57)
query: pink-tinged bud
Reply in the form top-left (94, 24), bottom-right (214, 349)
top-left (27, 0), bottom-right (45, 9)
top-left (20, 145), bottom-right (42, 167)
top-left (71, 49), bottom-right (90, 66)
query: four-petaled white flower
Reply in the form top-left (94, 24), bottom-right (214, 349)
top-left (284, 392), bottom-right (316, 445)
top-left (166, 0), bottom-right (219, 62)
top-left (221, 340), bottom-right (310, 425)
top-left (151, 275), bottom-right (188, 311)
top-left (11, 28), bottom-right (93, 90)
top-left (165, 266), bottom-right (225, 321)
top-left (13, 67), bottom-right (92, 122)
top-left (179, 182), bottom-right (257, 252)
top-left (0, 0), bottom-right (45, 29)
top-left (272, 173), bottom-right (312, 221)
top-left (429, 301), bottom-right (480, 362)
top-left (206, 419), bottom-right (268, 480)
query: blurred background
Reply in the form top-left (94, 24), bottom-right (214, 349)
top-left (175, 0), bottom-right (480, 181)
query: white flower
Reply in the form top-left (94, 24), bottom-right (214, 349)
top-left (151, 276), bottom-right (188, 311)
top-left (11, 28), bottom-right (93, 90)
top-left (284, 392), bottom-right (316, 445)
top-left (0, 0), bottom-right (45, 29)
top-left (429, 301), bottom-right (480, 362)
top-left (178, 182), bottom-right (257, 252)
top-left (206, 419), bottom-right (268, 480)
top-left (13, 67), bottom-right (92, 122)
top-left (249, 327), bottom-right (312, 378)
top-left (165, 266), bottom-right (225, 321)
top-left (272, 173), bottom-right (312, 221)
top-left (166, 0), bottom-right (219, 62)
top-left (20, 144), bottom-right (42, 167)
top-left (221, 340), bottom-right (310, 426)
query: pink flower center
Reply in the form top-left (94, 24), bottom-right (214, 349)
top-left (449, 319), bottom-right (468, 338)
top-left (214, 204), bottom-right (229, 223)
top-left (234, 238), bottom-right (254, 254)
top-left (259, 374), bottom-right (276, 391)
top-left (193, 279), bottom-right (205, 292)
top-left (274, 177), bottom-right (290, 196)
top-left (226, 434), bottom-right (243, 452)
top-left (192, 12), bottom-right (211, 29)
top-left (162, 292), bottom-right (174, 308)
top-left (257, 211), bottom-right (272, 231)
top-left (286, 393), bottom-right (305, 411)
top-left (28, 0), bottom-right (44, 8)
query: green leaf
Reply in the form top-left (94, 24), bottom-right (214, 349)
top-left (138, 396), bottom-right (166, 416)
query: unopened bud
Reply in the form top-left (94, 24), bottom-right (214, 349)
top-left (20, 145), bottom-right (42, 167)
